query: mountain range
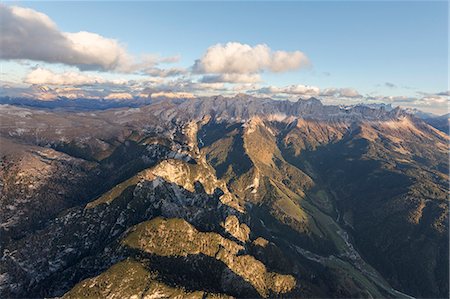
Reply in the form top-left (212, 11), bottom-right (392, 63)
top-left (0, 96), bottom-right (448, 298)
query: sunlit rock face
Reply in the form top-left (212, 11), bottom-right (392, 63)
top-left (0, 96), bottom-right (448, 298)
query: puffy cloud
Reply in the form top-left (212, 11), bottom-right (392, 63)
top-left (24, 68), bottom-right (115, 86)
top-left (362, 93), bottom-right (448, 114)
top-left (320, 87), bottom-right (361, 98)
top-left (232, 83), bottom-right (261, 92)
top-left (0, 83), bottom-right (105, 101)
top-left (339, 88), bottom-right (361, 98)
top-left (256, 84), bottom-right (320, 96)
top-left (104, 92), bottom-right (133, 100)
top-left (0, 5), bottom-right (177, 73)
top-left (189, 82), bottom-right (227, 92)
top-left (52, 87), bottom-right (103, 100)
top-left (151, 92), bottom-right (195, 99)
top-left (393, 91), bottom-right (449, 107)
top-left (138, 79), bottom-right (229, 98)
top-left (193, 42), bottom-right (309, 74)
top-left (154, 78), bottom-right (227, 93)
top-left (412, 95), bottom-right (448, 107)
top-left (200, 73), bottom-right (261, 83)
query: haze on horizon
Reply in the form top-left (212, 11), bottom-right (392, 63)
top-left (0, 1), bottom-right (448, 114)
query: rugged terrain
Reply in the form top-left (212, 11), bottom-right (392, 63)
top-left (0, 96), bottom-right (448, 298)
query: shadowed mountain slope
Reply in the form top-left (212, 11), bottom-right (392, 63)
top-left (0, 96), bottom-right (447, 298)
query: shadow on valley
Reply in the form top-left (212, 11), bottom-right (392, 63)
top-left (279, 132), bottom-right (448, 298)
top-left (198, 120), bottom-right (253, 178)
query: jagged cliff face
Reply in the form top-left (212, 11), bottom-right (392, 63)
top-left (0, 96), bottom-right (448, 298)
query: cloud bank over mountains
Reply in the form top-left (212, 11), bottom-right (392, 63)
top-left (24, 68), bottom-right (128, 86)
top-left (0, 4), bottom-right (447, 114)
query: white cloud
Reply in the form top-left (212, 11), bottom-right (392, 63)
top-left (53, 87), bottom-right (101, 100)
top-left (200, 73), bottom-right (261, 83)
top-left (320, 87), bottom-right (361, 98)
top-left (340, 88), bottom-right (361, 98)
top-left (144, 78), bottom-right (227, 93)
top-left (366, 94), bottom-right (448, 114)
top-left (232, 83), bottom-right (261, 92)
top-left (0, 83), bottom-right (105, 101)
top-left (151, 91), bottom-right (195, 99)
top-left (104, 92), bottom-right (133, 100)
top-left (256, 84), bottom-right (320, 96)
top-left (24, 68), bottom-right (115, 86)
top-left (0, 5), bottom-right (177, 73)
top-left (417, 95), bottom-right (448, 106)
top-left (193, 42), bottom-right (309, 75)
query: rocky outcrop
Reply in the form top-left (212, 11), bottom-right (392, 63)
top-left (63, 259), bottom-right (231, 299)
top-left (123, 217), bottom-right (296, 297)
top-left (222, 215), bottom-right (250, 243)
top-left (0, 172), bottom-right (241, 297)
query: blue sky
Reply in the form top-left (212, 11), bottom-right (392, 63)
top-left (1, 1), bottom-right (448, 113)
